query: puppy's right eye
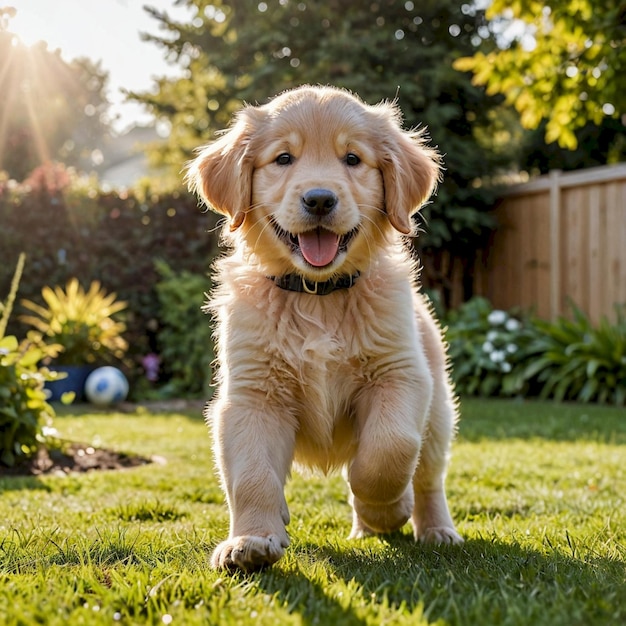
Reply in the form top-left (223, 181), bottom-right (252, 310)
top-left (275, 153), bottom-right (294, 166)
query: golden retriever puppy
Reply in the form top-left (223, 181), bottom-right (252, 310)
top-left (187, 85), bottom-right (462, 571)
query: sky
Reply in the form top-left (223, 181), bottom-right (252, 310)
top-left (9, 0), bottom-right (193, 132)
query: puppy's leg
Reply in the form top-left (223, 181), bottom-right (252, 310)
top-left (210, 398), bottom-right (295, 571)
top-left (347, 376), bottom-right (427, 537)
top-left (411, 399), bottom-right (462, 544)
top-left (411, 367), bottom-right (463, 544)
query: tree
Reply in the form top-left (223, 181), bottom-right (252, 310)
top-left (519, 117), bottom-right (626, 175)
top-left (131, 0), bottom-right (520, 265)
top-left (0, 7), bottom-right (113, 180)
top-left (454, 1), bottom-right (626, 150)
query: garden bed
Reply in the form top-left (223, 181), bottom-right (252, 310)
top-left (0, 442), bottom-right (150, 477)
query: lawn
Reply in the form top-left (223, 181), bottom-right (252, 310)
top-left (1, 398), bottom-right (624, 625)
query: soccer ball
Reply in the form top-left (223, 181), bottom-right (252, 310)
top-left (84, 367), bottom-right (129, 405)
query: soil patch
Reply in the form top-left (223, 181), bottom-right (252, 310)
top-left (0, 399), bottom-right (203, 478)
top-left (0, 443), bottom-right (151, 477)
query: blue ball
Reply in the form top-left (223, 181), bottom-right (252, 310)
top-left (84, 367), bottom-right (129, 405)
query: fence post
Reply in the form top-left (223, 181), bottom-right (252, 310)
top-left (549, 170), bottom-right (562, 320)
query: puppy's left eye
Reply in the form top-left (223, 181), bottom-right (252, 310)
top-left (345, 153), bottom-right (361, 166)
top-left (275, 153), bottom-right (294, 166)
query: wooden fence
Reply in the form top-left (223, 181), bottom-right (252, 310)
top-left (473, 163), bottom-right (626, 324)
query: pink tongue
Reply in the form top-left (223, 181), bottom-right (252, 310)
top-left (297, 228), bottom-right (340, 267)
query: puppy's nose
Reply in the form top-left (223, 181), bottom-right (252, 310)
top-left (302, 188), bottom-right (338, 216)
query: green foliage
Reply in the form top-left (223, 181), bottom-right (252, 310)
top-left (20, 278), bottom-right (128, 366)
top-left (454, 1), bottom-right (626, 150)
top-left (519, 117), bottom-right (626, 176)
top-left (0, 254), bottom-right (56, 467)
top-left (446, 297), bottom-right (533, 397)
top-left (153, 261), bottom-right (213, 397)
top-left (0, 334), bottom-right (56, 466)
top-left (446, 298), bottom-right (626, 406)
top-left (133, 0), bottom-right (515, 253)
top-left (521, 304), bottom-right (626, 405)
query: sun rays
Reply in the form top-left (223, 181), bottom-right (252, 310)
top-left (0, 14), bottom-right (103, 180)
top-left (0, 32), bottom-right (56, 174)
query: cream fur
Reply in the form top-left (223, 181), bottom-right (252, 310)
top-left (187, 86), bottom-right (462, 571)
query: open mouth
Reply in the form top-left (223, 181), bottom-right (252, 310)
top-left (271, 219), bottom-right (358, 268)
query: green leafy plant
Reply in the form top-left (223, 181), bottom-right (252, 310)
top-left (0, 254), bottom-right (57, 467)
top-left (20, 278), bottom-right (128, 366)
top-left (447, 298), bottom-right (626, 406)
top-left (521, 304), bottom-right (626, 406)
top-left (152, 260), bottom-right (213, 397)
top-left (446, 297), bottom-right (534, 398)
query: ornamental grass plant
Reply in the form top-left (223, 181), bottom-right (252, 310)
top-left (20, 278), bottom-right (128, 366)
top-left (520, 304), bottom-right (626, 405)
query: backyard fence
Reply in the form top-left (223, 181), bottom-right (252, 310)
top-left (474, 163), bottom-right (626, 323)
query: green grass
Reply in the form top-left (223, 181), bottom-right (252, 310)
top-left (1, 399), bottom-right (624, 625)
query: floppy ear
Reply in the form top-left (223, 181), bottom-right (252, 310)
top-left (185, 107), bottom-right (260, 231)
top-left (379, 127), bottom-right (442, 235)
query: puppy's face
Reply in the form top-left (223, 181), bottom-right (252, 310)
top-left (249, 99), bottom-right (388, 280)
top-left (188, 87), bottom-right (441, 281)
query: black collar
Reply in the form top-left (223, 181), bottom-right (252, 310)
top-left (268, 272), bottom-right (360, 296)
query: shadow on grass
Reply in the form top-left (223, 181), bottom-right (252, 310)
top-left (0, 475), bottom-right (49, 492)
top-left (253, 563), bottom-right (369, 626)
top-left (252, 533), bottom-right (623, 625)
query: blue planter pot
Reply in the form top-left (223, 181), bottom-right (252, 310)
top-left (45, 365), bottom-right (96, 402)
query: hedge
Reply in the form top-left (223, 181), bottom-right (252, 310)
top-left (0, 164), bottom-right (220, 386)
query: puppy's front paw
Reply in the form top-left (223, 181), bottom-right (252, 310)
top-left (417, 526), bottom-right (464, 545)
top-left (211, 534), bottom-right (288, 571)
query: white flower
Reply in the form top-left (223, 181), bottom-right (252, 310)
top-left (482, 341), bottom-right (494, 353)
top-left (506, 343), bottom-right (518, 354)
top-left (505, 318), bottom-right (520, 332)
top-left (486, 330), bottom-right (499, 342)
top-left (487, 310), bottom-right (508, 325)
top-left (501, 362), bottom-right (512, 373)
top-left (42, 426), bottom-right (60, 438)
top-left (490, 350), bottom-right (506, 363)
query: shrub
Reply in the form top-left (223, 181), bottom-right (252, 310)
top-left (0, 255), bottom-right (57, 467)
top-left (0, 163), bottom-right (221, 373)
top-left (20, 278), bottom-right (128, 365)
top-left (445, 297), bottom-right (535, 398)
top-left (446, 298), bottom-right (626, 406)
top-left (520, 304), bottom-right (626, 406)
top-left (151, 260), bottom-right (213, 398)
